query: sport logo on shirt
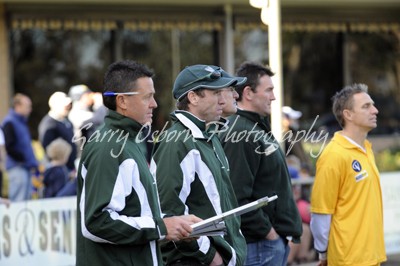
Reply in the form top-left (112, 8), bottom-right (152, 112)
top-left (355, 170), bottom-right (368, 182)
top-left (352, 160), bottom-right (362, 172)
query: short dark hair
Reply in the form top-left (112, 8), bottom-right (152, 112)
top-left (102, 60), bottom-right (154, 111)
top-left (332, 83), bottom-right (368, 128)
top-left (235, 62), bottom-right (274, 101)
top-left (176, 89), bottom-right (205, 111)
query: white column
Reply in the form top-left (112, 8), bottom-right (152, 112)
top-left (267, 0), bottom-right (283, 142)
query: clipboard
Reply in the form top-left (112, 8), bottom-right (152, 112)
top-left (189, 195), bottom-right (278, 237)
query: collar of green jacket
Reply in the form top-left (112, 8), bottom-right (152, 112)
top-left (235, 108), bottom-right (271, 132)
top-left (171, 110), bottom-right (220, 140)
top-left (105, 110), bottom-right (148, 138)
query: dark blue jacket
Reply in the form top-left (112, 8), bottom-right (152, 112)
top-left (2, 109), bottom-right (38, 170)
top-left (38, 114), bottom-right (77, 171)
top-left (43, 165), bottom-right (69, 198)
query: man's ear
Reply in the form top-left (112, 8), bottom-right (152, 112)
top-left (242, 86), bottom-right (253, 101)
top-left (343, 109), bottom-right (352, 121)
top-left (187, 91), bottom-right (198, 106)
top-left (116, 95), bottom-right (128, 111)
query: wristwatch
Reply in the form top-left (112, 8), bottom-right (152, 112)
top-left (318, 252), bottom-right (327, 260)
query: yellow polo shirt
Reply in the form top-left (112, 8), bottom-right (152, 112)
top-left (311, 132), bottom-right (386, 266)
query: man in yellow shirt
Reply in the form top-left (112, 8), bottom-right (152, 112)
top-left (310, 83), bottom-right (386, 266)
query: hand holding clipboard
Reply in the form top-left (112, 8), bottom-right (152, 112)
top-left (189, 195), bottom-right (278, 237)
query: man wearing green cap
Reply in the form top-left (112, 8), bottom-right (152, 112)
top-left (151, 65), bottom-right (247, 266)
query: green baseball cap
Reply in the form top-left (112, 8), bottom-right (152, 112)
top-left (173, 64), bottom-right (247, 101)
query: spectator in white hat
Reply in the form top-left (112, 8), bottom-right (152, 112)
top-left (282, 105), bottom-right (312, 176)
top-left (283, 106), bottom-right (302, 130)
top-left (38, 91), bottom-right (77, 172)
top-left (68, 84), bottom-right (94, 155)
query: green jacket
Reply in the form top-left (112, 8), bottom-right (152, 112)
top-left (219, 109), bottom-right (302, 243)
top-left (76, 110), bottom-right (167, 266)
top-left (151, 111), bottom-right (247, 266)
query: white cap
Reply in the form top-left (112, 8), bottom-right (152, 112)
top-left (68, 84), bottom-right (91, 101)
top-left (282, 106), bottom-right (302, 120)
top-left (48, 92), bottom-right (72, 109)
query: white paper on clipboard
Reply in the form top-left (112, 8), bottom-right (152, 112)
top-left (189, 195), bottom-right (278, 237)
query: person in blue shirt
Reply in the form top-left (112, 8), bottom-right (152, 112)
top-left (2, 93), bottom-right (38, 201)
top-left (42, 138), bottom-right (72, 198)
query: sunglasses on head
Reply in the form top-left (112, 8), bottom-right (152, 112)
top-left (182, 70), bottom-right (222, 88)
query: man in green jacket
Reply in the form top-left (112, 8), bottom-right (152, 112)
top-left (76, 60), bottom-right (201, 266)
top-left (219, 62), bottom-right (302, 266)
top-left (151, 65), bottom-right (247, 265)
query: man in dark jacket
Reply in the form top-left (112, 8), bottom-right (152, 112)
top-left (219, 62), bottom-right (302, 266)
top-left (2, 93), bottom-right (38, 202)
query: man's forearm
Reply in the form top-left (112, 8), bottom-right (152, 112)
top-left (310, 213), bottom-right (331, 253)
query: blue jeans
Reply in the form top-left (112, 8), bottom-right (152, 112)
top-left (245, 237), bottom-right (290, 266)
top-left (8, 166), bottom-right (32, 201)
